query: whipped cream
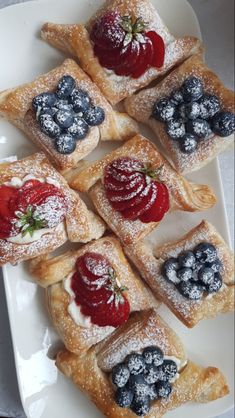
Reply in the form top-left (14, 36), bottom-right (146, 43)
top-left (6, 175), bottom-right (61, 189)
top-left (7, 222), bottom-right (65, 245)
top-left (64, 273), bottom-right (92, 328)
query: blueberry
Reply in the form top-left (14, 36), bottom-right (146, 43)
top-left (198, 94), bottom-right (221, 119)
top-left (186, 119), bottom-right (212, 139)
top-left (194, 243), bottom-right (217, 263)
top-left (128, 374), bottom-right (150, 398)
top-left (212, 111), bottom-right (235, 137)
top-left (180, 134), bottom-right (199, 154)
top-left (126, 354), bottom-right (146, 375)
top-left (67, 116), bottom-right (89, 140)
top-left (152, 98), bottom-right (176, 122)
top-left (206, 272), bottom-right (223, 293)
top-left (177, 280), bottom-right (204, 300)
top-left (83, 106), bottom-right (105, 126)
top-left (32, 92), bottom-right (57, 111)
top-left (158, 360), bottom-right (178, 382)
top-left (170, 89), bottom-right (184, 105)
top-left (155, 381), bottom-right (172, 399)
top-left (112, 364), bottom-right (130, 388)
top-left (185, 102), bottom-right (201, 120)
top-left (142, 346), bottom-right (164, 367)
top-left (54, 109), bottom-right (74, 129)
top-left (115, 386), bottom-right (134, 408)
top-left (38, 106), bottom-right (54, 118)
top-left (177, 267), bottom-right (193, 282)
top-left (144, 365), bottom-right (161, 384)
top-left (57, 75), bottom-right (76, 99)
top-left (198, 267), bottom-right (215, 286)
top-left (54, 100), bottom-right (74, 112)
top-left (179, 251), bottom-right (196, 268)
top-left (162, 258), bottom-right (180, 284)
top-left (182, 77), bottom-right (204, 102)
top-left (205, 258), bottom-right (223, 273)
top-left (148, 384), bottom-right (158, 400)
top-left (166, 120), bottom-right (186, 140)
top-left (131, 396), bottom-right (150, 417)
top-left (69, 88), bottom-right (91, 113)
top-left (55, 133), bottom-right (76, 154)
top-left (39, 113), bottom-right (61, 138)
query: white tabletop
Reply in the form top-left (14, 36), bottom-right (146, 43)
top-left (0, 0), bottom-right (234, 417)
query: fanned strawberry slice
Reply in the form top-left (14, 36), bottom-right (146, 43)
top-left (89, 296), bottom-right (130, 327)
top-left (0, 185), bottom-right (18, 219)
top-left (120, 182), bottom-right (155, 220)
top-left (139, 182), bottom-right (169, 223)
top-left (131, 38), bottom-right (154, 78)
top-left (90, 11), bottom-right (124, 50)
top-left (106, 176), bottom-right (146, 202)
top-left (71, 272), bottom-right (111, 307)
top-left (147, 31), bottom-right (165, 68)
top-left (20, 179), bottom-right (42, 191)
top-left (14, 183), bottom-right (65, 212)
top-left (114, 40), bottom-right (141, 76)
top-left (108, 179), bottom-right (149, 212)
top-left (94, 44), bottom-right (123, 69)
top-left (0, 218), bottom-right (17, 239)
top-left (104, 172), bottom-right (143, 192)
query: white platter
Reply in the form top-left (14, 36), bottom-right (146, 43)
top-left (0, 0), bottom-right (234, 417)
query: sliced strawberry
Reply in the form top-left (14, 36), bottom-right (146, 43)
top-left (94, 44), bottom-right (123, 69)
top-left (107, 166), bottom-right (141, 183)
top-left (90, 11), bottom-right (124, 50)
top-left (0, 218), bottom-right (17, 239)
top-left (15, 183), bottom-right (65, 212)
top-left (104, 172), bottom-right (143, 192)
top-left (146, 31), bottom-right (165, 68)
top-left (82, 252), bottom-right (110, 278)
top-left (20, 179), bottom-right (42, 191)
top-left (120, 182), bottom-right (155, 220)
top-left (131, 38), bottom-right (154, 78)
top-left (71, 272), bottom-right (111, 307)
top-left (90, 296), bottom-right (130, 327)
top-left (139, 182), bottom-right (170, 223)
top-left (0, 185), bottom-right (19, 218)
top-left (106, 176), bottom-right (146, 202)
top-left (107, 179), bottom-right (149, 212)
top-left (114, 40), bottom-right (141, 76)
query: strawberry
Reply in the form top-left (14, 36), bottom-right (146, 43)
top-left (0, 218), bottom-right (17, 239)
top-left (14, 183), bottom-right (65, 212)
top-left (91, 12), bottom-right (165, 78)
top-left (87, 296), bottom-right (130, 328)
top-left (103, 158), bottom-right (170, 223)
top-left (0, 185), bottom-right (18, 219)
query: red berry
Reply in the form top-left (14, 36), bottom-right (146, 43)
top-left (107, 178), bottom-right (148, 212)
top-left (131, 38), bottom-right (154, 78)
top-left (90, 296), bottom-right (130, 328)
top-left (90, 11), bottom-right (124, 50)
top-left (0, 185), bottom-right (18, 219)
top-left (0, 218), bottom-right (17, 239)
top-left (20, 179), bottom-right (42, 191)
top-left (146, 31), bottom-right (165, 68)
top-left (139, 182), bottom-right (170, 223)
top-left (15, 183), bottom-right (65, 212)
top-left (120, 182), bottom-right (154, 220)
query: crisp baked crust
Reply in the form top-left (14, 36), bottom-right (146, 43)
top-left (41, 0), bottom-right (202, 104)
top-left (30, 236), bottom-right (158, 353)
top-left (55, 309), bottom-right (229, 418)
top-left (0, 152), bottom-right (105, 265)
top-left (125, 220), bottom-right (235, 327)
top-left (125, 54), bottom-right (235, 174)
top-left (67, 134), bottom-right (216, 245)
top-left (0, 59), bottom-right (138, 171)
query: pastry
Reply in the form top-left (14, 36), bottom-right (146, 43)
top-left (55, 309), bottom-right (229, 418)
top-left (0, 152), bottom-right (105, 266)
top-left (0, 59), bottom-right (138, 172)
top-left (29, 236), bottom-right (157, 353)
top-left (67, 134), bottom-right (216, 245)
top-left (125, 220), bottom-right (235, 327)
top-left (125, 54), bottom-right (235, 174)
top-left (40, 0), bottom-right (202, 104)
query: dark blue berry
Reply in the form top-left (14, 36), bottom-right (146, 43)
top-left (131, 396), bottom-right (150, 417)
top-left (126, 354), bottom-right (146, 375)
top-left (179, 251), bottom-right (196, 268)
top-left (55, 133), bottom-right (76, 154)
top-left (83, 106), bottom-right (105, 126)
top-left (112, 364), bottom-right (130, 388)
top-left (54, 109), bottom-right (74, 129)
top-left (170, 89), bottom-right (184, 105)
top-left (38, 107), bottom-right (54, 118)
top-left (178, 280), bottom-right (204, 300)
top-left (39, 114), bottom-right (61, 138)
top-left (54, 100), bottom-right (73, 112)
top-left (198, 94), bottom-right (221, 119)
top-left (144, 365), bottom-right (161, 385)
top-left (57, 75), bottom-right (76, 99)
top-left (177, 267), bottom-right (193, 282)
top-left (162, 258), bottom-right (180, 284)
top-left (206, 272), bottom-right (223, 293)
top-left (152, 98), bottom-right (176, 122)
top-left (166, 119), bottom-right (186, 140)
top-left (155, 381), bottom-right (172, 399)
top-left (32, 92), bottom-right (57, 111)
top-left (212, 111), bottom-right (235, 137)
top-left (198, 267), bottom-right (215, 286)
top-left (69, 88), bottom-right (91, 113)
top-left (115, 386), bottom-right (134, 408)
top-left (148, 385), bottom-right (158, 400)
top-left (194, 243), bottom-right (217, 263)
top-left (185, 102), bottom-right (201, 120)
top-left (205, 258), bottom-right (223, 273)
top-left (67, 116), bottom-right (89, 140)
top-left (128, 374), bottom-right (150, 398)
top-left (186, 119), bottom-right (212, 139)
top-left (142, 346), bottom-right (164, 367)
top-left (182, 77), bottom-right (204, 102)
top-left (158, 360), bottom-right (177, 382)
top-left (180, 133), bottom-right (199, 154)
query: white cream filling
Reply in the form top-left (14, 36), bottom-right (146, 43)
top-left (64, 273), bottom-right (92, 329)
top-left (5, 175), bottom-right (61, 189)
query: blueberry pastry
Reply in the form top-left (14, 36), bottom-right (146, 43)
top-left (66, 134), bottom-right (216, 245)
top-left (55, 309), bottom-right (229, 417)
top-left (125, 220), bottom-right (234, 327)
top-left (30, 236), bottom-right (156, 353)
top-left (40, 0), bottom-right (201, 104)
top-left (125, 54), bottom-right (235, 174)
top-left (0, 153), bottom-right (105, 266)
top-left (0, 59), bottom-right (138, 172)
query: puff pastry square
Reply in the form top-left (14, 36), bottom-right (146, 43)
top-left (30, 236), bottom-right (157, 354)
top-left (67, 134), bottom-right (216, 245)
top-left (55, 309), bottom-right (229, 418)
top-left (125, 54), bottom-right (235, 174)
top-left (0, 59), bottom-right (138, 172)
top-left (40, 0), bottom-right (202, 104)
top-left (125, 220), bottom-right (235, 327)
top-left (0, 152), bottom-right (105, 266)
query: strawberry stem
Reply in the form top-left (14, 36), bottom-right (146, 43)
top-left (121, 16), bottom-right (148, 46)
top-left (139, 164), bottom-right (164, 180)
top-left (15, 205), bottom-right (47, 237)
